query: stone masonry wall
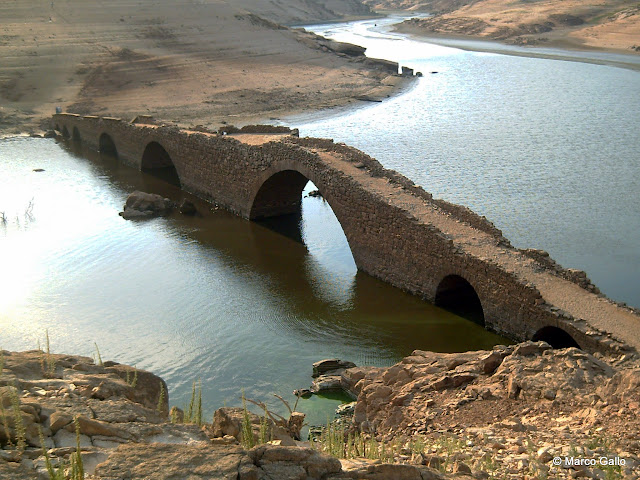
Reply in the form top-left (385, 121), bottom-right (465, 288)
top-left (51, 114), bottom-right (632, 355)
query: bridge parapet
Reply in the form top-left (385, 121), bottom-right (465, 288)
top-left (51, 113), bottom-right (640, 356)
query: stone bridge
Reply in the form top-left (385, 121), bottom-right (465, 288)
top-left (52, 113), bottom-right (640, 355)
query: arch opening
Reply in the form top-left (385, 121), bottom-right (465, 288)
top-left (435, 275), bottom-right (485, 326)
top-left (61, 125), bottom-right (70, 139)
top-left (250, 170), bottom-right (310, 221)
top-left (72, 127), bottom-right (81, 143)
top-left (141, 141), bottom-right (180, 187)
top-left (99, 133), bottom-right (118, 158)
top-left (250, 169), bottom-right (357, 306)
top-left (532, 326), bottom-right (580, 349)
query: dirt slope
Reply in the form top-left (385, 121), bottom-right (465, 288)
top-left (235, 0), bottom-right (374, 24)
top-left (0, 0), bottom-right (397, 134)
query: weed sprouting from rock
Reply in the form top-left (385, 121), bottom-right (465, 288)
top-left (240, 391), bottom-right (255, 449)
top-left (93, 342), bottom-right (103, 366)
top-left (9, 384), bottom-right (26, 454)
top-left (125, 367), bottom-right (138, 388)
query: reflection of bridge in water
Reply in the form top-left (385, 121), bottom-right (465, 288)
top-left (54, 113), bottom-right (640, 354)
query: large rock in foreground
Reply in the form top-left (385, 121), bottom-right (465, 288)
top-left (0, 348), bottom-right (446, 479)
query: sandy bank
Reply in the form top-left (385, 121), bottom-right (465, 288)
top-left (0, 0), bottom-right (409, 135)
top-left (393, 24), bottom-right (640, 72)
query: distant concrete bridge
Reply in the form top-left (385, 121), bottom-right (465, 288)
top-left (53, 113), bottom-right (640, 355)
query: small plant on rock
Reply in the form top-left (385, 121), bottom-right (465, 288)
top-left (125, 367), bottom-right (138, 388)
top-left (39, 330), bottom-right (56, 378)
top-left (93, 343), bottom-right (103, 366)
top-left (240, 391), bottom-right (255, 449)
top-left (9, 384), bottom-right (26, 454)
top-left (184, 379), bottom-right (202, 426)
top-left (0, 402), bottom-right (14, 449)
top-left (156, 382), bottom-right (166, 414)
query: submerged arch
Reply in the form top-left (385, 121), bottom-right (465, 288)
top-left (532, 326), bottom-right (580, 349)
top-left (99, 133), bottom-right (118, 157)
top-left (435, 274), bottom-right (485, 326)
top-left (250, 169), bottom-right (310, 220)
top-left (249, 167), bottom-right (357, 258)
top-left (141, 141), bottom-right (181, 187)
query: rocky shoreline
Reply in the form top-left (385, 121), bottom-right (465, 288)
top-left (2, 342), bottom-right (639, 479)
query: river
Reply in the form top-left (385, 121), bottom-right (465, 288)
top-left (289, 16), bottom-right (640, 310)
top-left (1, 16), bottom-right (639, 426)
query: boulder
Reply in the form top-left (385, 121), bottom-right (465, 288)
top-left (94, 442), bottom-right (258, 479)
top-left (179, 198), bottom-right (197, 215)
top-left (311, 375), bottom-right (344, 394)
top-left (312, 359), bottom-right (356, 377)
top-left (0, 460), bottom-right (37, 480)
top-left (105, 364), bottom-right (168, 412)
top-left (337, 458), bottom-right (444, 479)
top-left (119, 191), bottom-right (173, 219)
top-left (250, 445), bottom-right (342, 479)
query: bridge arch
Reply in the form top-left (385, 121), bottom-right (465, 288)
top-left (435, 274), bottom-right (485, 326)
top-left (532, 326), bottom-right (580, 349)
top-left (248, 165), bottom-right (356, 259)
top-left (250, 169), bottom-right (311, 220)
top-left (61, 125), bottom-right (70, 139)
top-left (141, 141), bottom-right (181, 187)
top-left (99, 133), bottom-right (118, 158)
top-left (72, 126), bottom-right (81, 143)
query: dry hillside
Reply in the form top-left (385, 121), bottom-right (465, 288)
top-left (234, 0), bottom-right (374, 24)
top-left (0, 0), bottom-right (400, 134)
top-left (365, 0), bottom-right (640, 52)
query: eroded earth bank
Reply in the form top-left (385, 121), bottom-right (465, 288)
top-left (0, 0), bottom-right (409, 136)
top-left (1, 343), bottom-right (640, 479)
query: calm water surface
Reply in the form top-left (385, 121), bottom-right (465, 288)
top-left (0, 137), bottom-right (504, 426)
top-left (290, 17), bottom-right (640, 308)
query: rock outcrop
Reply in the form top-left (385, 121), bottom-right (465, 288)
top-left (331, 342), bottom-right (640, 478)
top-left (119, 191), bottom-right (174, 219)
top-left (0, 349), bottom-right (449, 479)
top-left (3, 344), bottom-right (639, 479)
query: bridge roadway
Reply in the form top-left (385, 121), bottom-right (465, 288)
top-left (52, 113), bottom-right (640, 355)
